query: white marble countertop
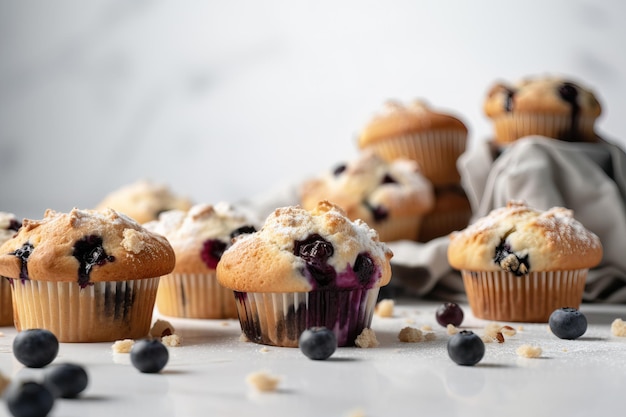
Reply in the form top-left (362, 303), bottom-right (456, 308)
top-left (1, 300), bottom-right (625, 417)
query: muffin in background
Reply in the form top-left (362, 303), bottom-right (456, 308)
top-left (357, 99), bottom-right (468, 187)
top-left (217, 201), bottom-right (393, 347)
top-left (418, 185), bottom-right (472, 242)
top-left (96, 179), bottom-right (193, 224)
top-left (0, 208), bottom-right (175, 342)
top-left (484, 74), bottom-right (602, 145)
top-left (0, 212), bottom-right (21, 326)
top-left (144, 202), bottom-right (260, 319)
top-left (447, 201), bottom-right (603, 322)
top-left (300, 150), bottom-right (434, 242)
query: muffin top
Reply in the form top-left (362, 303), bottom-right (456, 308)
top-left (0, 212), bottom-right (21, 246)
top-left (217, 201), bottom-right (393, 293)
top-left (0, 208), bottom-right (175, 286)
top-left (144, 202), bottom-right (260, 273)
top-left (300, 150), bottom-right (434, 226)
top-left (447, 201), bottom-right (603, 273)
top-left (96, 179), bottom-right (193, 224)
top-left (484, 75), bottom-right (602, 119)
top-left (358, 99), bottom-right (468, 147)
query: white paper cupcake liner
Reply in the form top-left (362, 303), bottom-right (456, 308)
top-left (493, 114), bottom-right (596, 144)
top-left (461, 269), bottom-right (588, 322)
top-left (234, 287), bottom-right (380, 347)
top-left (366, 130), bottom-right (467, 186)
top-left (156, 272), bottom-right (238, 319)
top-left (10, 277), bottom-right (160, 342)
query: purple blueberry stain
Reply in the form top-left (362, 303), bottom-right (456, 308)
top-left (294, 234), bottom-right (336, 288)
top-left (201, 239), bottom-right (227, 269)
top-left (73, 235), bottom-right (115, 288)
top-left (11, 242), bottom-right (34, 281)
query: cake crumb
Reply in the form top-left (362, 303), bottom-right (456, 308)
top-left (375, 299), bottom-right (394, 318)
top-left (611, 318), bottom-right (626, 337)
top-left (424, 332), bottom-right (436, 341)
top-left (246, 371), bottom-right (281, 392)
top-left (162, 334), bottom-right (182, 347)
top-left (398, 327), bottom-right (423, 343)
top-left (112, 339), bottom-right (135, 353)
top-left (404, 318), bottom-right (416, 325)
top-left (355, 328), bottom-right (379, 348)
top-left (420, 324), bottom-right (432, 332)
top-left (482, 322), bottom-right (507, 343)
top-left (345, 408), bottom-right (366, 417)
top-left (239, 333), bottom-right (250, 342)
top-left (517, 325), bottom-right (524, 331)
top-left (516, 344), bottom-right (542, 358)
top-left (259, 347), bottom-right (270, 353)
top-left (446, 324), bottom-right (458, 335)
top-left (150, 319), bottom-right (175, 338)
top-left (221, 321), bottom-right (230, 326)
top-left (501, 325), bottom-right (517, 337)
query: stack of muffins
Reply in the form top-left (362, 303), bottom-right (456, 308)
top-left (356, 100), bottom-right (472, 242)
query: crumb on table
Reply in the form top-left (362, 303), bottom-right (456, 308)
top-left (375, 299), bottom-right (395, 318)
top-left (150, 319), bottom-right (175, 338)
top-left (398, 327), bottom-right (424, 343)
top-left (246, 371), bottom-right (281, 392)
top-left (112, 339), bottom-right (135, 353)
top-left (162, 334), bottom-right (182, 347)
top-left (355, 328), bottom-right (379, 348)
top-left (516, 344), bottom-right (542, 358)
top-left (611, 318), bottom-right (626, 337)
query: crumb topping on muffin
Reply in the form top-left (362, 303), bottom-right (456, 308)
top-left (217, 201), bottom-right (393, 292)
top-left (300, 150), bottom-right (434, 226)
top-left (0, 208), bottom-right (175, 285)
top-left (447, 201), bottom-right (603, 272)
top-left (144, 202), bottom-right (260, 273)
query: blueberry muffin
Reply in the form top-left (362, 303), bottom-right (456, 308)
top-left (448, 201), bottom-right (603, 322)
top-left (300, 150), bottom-right (434, 242)
top-left (216, 201), bottom-right (393, 347)
top-left (144, 202), bottom-right (260, 319)
top-left (357, 99), bottom-right (468, 186)
top-left (0, 208), bottom-right (175, 342)
top-left (484, 75), bottom-right (602, 144)
top-left (96, 179), bottom-right (193, 224)
top-left (0, 212), bottom-right (21, 326)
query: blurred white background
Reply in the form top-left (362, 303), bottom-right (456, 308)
top-left (1, 0), bottom-right (625, 219)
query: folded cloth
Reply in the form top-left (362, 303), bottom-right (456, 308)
top-left (390, 136), bottom-right (626, 303)
top-left (240, 136), bottom-right (626, 303)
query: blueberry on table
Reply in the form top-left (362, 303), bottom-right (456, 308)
top-left (435, 302), bottom-right (464, 327)
top-left (43, 363), bottom-right (89, 398)
top-left (13, 329), bottom-right (59, 368)
top-left (4, 380), bottom-right (55, 417)
top-left (447, 330), bottom-right (485, 366)
top-left (130, 339), bottom-right (169, 373)
top-left (299, 327), bottom-right (337, 360)
top-left (549, 307), bottom-right (587, 340)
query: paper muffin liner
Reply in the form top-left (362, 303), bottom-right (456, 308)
top-left (234, 287), bottom-right (380, 347)
top-left (156, 272), bottom-right (238, 319)
top-left (10, 277), bottom-right (160, 342)
top-left (0, 277), bottom-right (13, 326)
top-left (365, 130), bottom-right (467, 186)
top-left (461, 269), bottom-right (588, 322)
top-left (375, 216), bottom-right (423, 243)
top-left (492, 113), bottom-right (597, 144)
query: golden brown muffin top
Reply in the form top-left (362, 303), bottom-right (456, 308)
top-left (217, 201), bottom-right (393, 293)
top-left (143, 202), bottom-right (260, 274)
top-left (299, 150), bottom-right (434, 228)
top-left (0, 208), bottom-right (175, 285)
top-left (448, 201), bottom-right (602, 273)
top-left (96, 179), bottom-right (193, 224)
top-left (483, 75), bottom-right (602, 119)
top-left (358, 99), bottom-right (468, 147)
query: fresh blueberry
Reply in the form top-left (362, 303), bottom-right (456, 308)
top-left (299, 327), bottom-right (337, 360)
top-left (4, 380), bottom-right (55, 417)
top-left (43, 363), bottom-right (89, 398)
top-left (130, 339), bottom-right (169, 373)
top-left (200, 239), bottom-right (227, 269)
top-left (436, 302), bottom-right (464, 327)
top-left (549, 307), bottom-right (587, 340)
top-left (13, 329), bottom-right (59, 368)
top-left (447, 330), bottom-right (485, 366)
